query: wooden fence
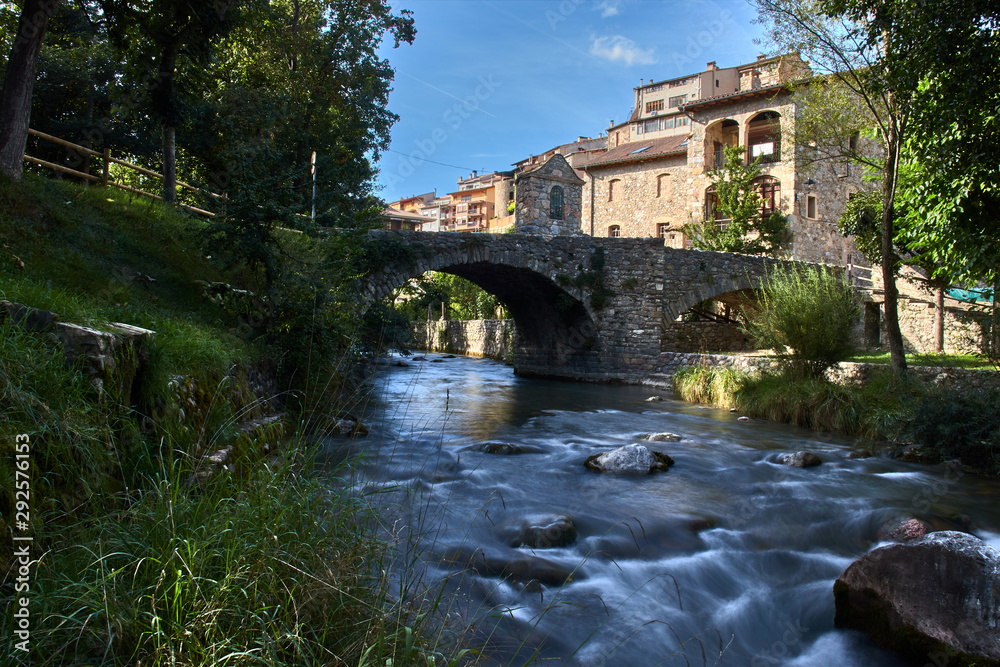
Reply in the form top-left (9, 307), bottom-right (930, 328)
top-left (22, 128), bottom-right (224, 218)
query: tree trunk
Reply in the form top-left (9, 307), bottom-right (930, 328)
top-left (934, 284), bottom-right (944, 352)
top-left (162, 125), bottom-right (176, 203)
top-left (0, 0), bottom-right (59, 180)
top-left (880, 112), bottom-right (907, 374)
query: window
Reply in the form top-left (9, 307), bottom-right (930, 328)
top-left (646, 84), bottom-right (663, 93)
top-left (755, 176), bottom-right (780, 216)
top-left (657, 223), bottom-right (670, 237)
top-left (550, 185), bottom-right (564, 220)
top-left (668, 78), bottom-right (689, 88)
top-left (704, 186), bottom-right (724, 221)
top-left (608, 225), bottom-right (621, 238)
top-left (656, 173), bottom-right (669, 198)
top-left (608, 179), bottom-right (620, 202)
top-left (747, 111), bottom-right (781, 163)
top-left (645, 99), bottom-right (664, 113)
top-left (806, 194), bottom-right (817, 219)
top-left (668, 94), bottom-right (687, 108)
top-left (713, 141), bottom-right (724, 169)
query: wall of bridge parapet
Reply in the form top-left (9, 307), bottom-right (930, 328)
top-left (361, 230), bottom-right (807, 382)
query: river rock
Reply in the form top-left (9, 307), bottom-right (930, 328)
top-left (436, 546), bottom-right (583, 586)
top-left (411, 356), bottom-right (426, 361)
top-left (430, 358), bottom-right (445, 363)
top-left (779, 451), bottom-right (822, 468)
top-left (326, 418), bottom-right (368, 437)
top-left (877, 517), bottom-right (931, 543)
top-left (643, 432), bottom-right (683, 442)
top-left (645, 395), bottom-right (663, 402)
top-left (834, 531), bottom-right (1000, 666)
top-left (507, 514), bottom-right (578, 549)
top-left (479, 442), bottom-right (527, 455)
top-left (584, 444), bottom-right (674, 475)
top-left (394, 360), bottom-right (409, 367)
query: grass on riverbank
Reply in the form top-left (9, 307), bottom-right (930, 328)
top-left (673, 365), bottom-right (1000, 473)
top-left (0, 174), bottom-right (475, 664)
top-left (845, 350), bottom-right (992, 369)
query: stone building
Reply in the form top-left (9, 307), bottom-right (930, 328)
top-left (580, 53), bottom-right (863, 268)
top-left (514, 154), bottom-right (584, 235)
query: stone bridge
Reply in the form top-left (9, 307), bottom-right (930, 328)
top-left (362, 230), bottom-right (790, 382)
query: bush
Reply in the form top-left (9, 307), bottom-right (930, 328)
top-left (743, 265), bottom-right (861, 377)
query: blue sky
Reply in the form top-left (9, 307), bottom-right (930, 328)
top-left (376, 0), bottom-right (768, 202)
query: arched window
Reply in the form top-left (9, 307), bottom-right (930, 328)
top-left (755, 176), bottom-right (780, 216)
top-left (549, 185), bottom-right (564, 220)
top-left (608, 178), bottom-right (620, 202)
top-left (747, 111), bottom-right (781, 163)
top-left (608, 225), bottom-right (621, 238)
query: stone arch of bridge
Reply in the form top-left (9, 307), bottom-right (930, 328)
top-left (366, 246), bottom-right (602, 362)
top-left (667, 272), bottom-right (767, 322)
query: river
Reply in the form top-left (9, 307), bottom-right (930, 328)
top-left (337, 353), bottom-right (1000, 666)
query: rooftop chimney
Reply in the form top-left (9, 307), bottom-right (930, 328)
top-left (707, 61), bottom-right (717, 70)
top-left (757, 54), bottom-right (767, 61)
top-left (472, 170), bottom-right (477, 178)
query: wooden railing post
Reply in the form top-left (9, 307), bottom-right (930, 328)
top-left (102, 148), bottom-right (110, 187)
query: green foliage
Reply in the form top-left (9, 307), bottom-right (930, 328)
top-left (683, 145), bottom-right (787, 256)
top-left (743, 265), bottom-right (862, 376)
top-left (907, 388), bottom-right (1000, 471)
top-left (394, 271), bottom-right (507, 322)
top-left (0, 174), bottom-right (474, 665)
top-left (569, 247), bottom-right (614, 311)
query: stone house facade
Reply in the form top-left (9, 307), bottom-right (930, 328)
top-left (580, 54), bottom-right (864, 269)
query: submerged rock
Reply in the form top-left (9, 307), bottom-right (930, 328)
top-left (506, 513), bottom-right (578, 549)
top-left (410, 356), bottom-right (427, 361)
top-left (778, 451), bottom-right (822, 468)
top-left (645, 395), bottom-right (663, 402)
top-left (834, 531), bottom-right (1000, 666)
top-left (326, 418), bottom-right (368, 437)
top-left (479, 442), bottom-right (527, 455)
top-left (643, 432), bottom-right (683, 442)
top-left (584, 444), bottom-right (674, 475)
top-left (436, 546), bottom-right (583, 586)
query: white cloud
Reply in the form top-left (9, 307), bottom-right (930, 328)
top-left (589, 35), bottom-right (656, 66)
top-left (594, 0), bottom-right (623, 17)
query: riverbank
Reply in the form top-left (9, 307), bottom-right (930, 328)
top-left (672, 364), bottom-right (1000, 475)
top-left (0, 175), bottom-right (471, 664)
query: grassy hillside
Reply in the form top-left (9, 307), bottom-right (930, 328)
top-left (0, 175), bottom-right (470, 665)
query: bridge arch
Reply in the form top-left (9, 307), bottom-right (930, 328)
top-left (361, 231), bottom-right (603, 371)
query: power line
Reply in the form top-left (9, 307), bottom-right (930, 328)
top-left (385, 148), bottom-right (477, 171)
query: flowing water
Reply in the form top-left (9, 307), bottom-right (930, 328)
top-left (333, 353), bottom-right (1000, 666)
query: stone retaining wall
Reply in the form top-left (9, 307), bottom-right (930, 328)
top-left (412, 319), bottom-right (516, 361)
top-left (660, 321), bottom-right (751, 353)
top-left (646, 351), bottom-right (1000, 393)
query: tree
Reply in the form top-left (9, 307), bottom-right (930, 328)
top-left (683, 145), bottom-right (787, 256)
top-left (97, 0), bottom-right (243, 202)
top-left (0, 0), bottom-right (61, 180)
top-left (754, 0), bottom-right (999, 373)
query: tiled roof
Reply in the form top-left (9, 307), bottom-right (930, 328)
top-left (382, 206), bottom-right (434, 222)
top-left (582, 134), bottom-right (689, 168)
top-left (682, 83), bottom-right (788, 108)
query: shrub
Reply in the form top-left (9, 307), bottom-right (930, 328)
top-left (743, 265), bottom-right (861, 377)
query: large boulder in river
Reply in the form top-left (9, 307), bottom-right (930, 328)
top-left (834, 531), bottom-right (1000, 667)
top-left (506, 513), bottom-right (577, 549)
top-left (584, 444), bottom-right (674, 475)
